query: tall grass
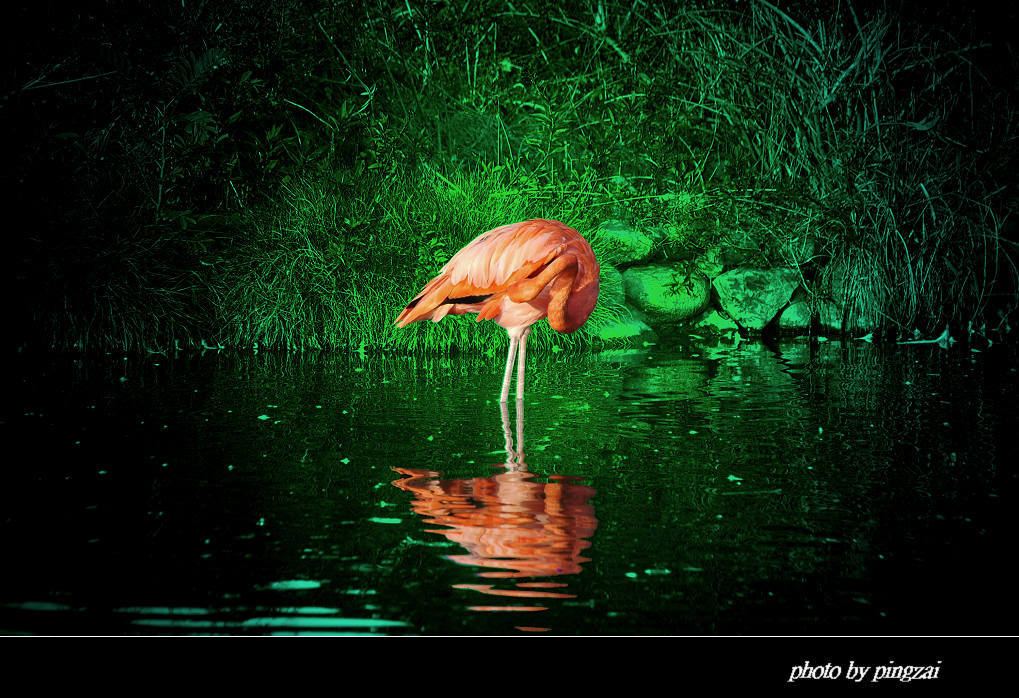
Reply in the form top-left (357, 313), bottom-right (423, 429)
top-left (333, 0), bottom-right (1017, 334)
top-left (668, 1), bottom-right (1017, 331)
top-left (12, 0), bottom-right (1016, 352)
top-left (215, 164), bottom-right (643, 353)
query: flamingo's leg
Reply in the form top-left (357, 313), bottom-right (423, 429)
top-left (499, 330), bottom-right (520, 403)
top-left (516, 326), bottom-right (531, 402)
top-left (500, 399), bottom-right (515, 462)
top-left (514, 396), bottom-right (525, 466)
top-left (499, 394), bottom-right (528, 471)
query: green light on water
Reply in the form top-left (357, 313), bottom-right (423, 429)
top-left (115, 606), bottom-right (211, 615)
top-left (241, 617), bottom-right (407, 628)
top-left (267, 580), bottom-right (322, 591)
top-left (3, 601), bottom-right (73, 612)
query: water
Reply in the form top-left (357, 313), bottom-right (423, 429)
top-left (1, 338), bottom-right (1016, 635)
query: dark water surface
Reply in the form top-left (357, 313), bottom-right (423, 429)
top-left (2, 339), bottom-right (1016, 635)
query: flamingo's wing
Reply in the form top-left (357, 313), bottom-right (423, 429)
top-left (395, 220), bottom-right (571, 327)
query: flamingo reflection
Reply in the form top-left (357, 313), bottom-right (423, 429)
top-left (392, 400), bottom-right (597, 623)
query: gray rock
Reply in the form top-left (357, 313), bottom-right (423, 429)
top-left (594, 220), bottom-right (657, 265)
top-left (778, 300), bottom-right (812, 330)
top-left (584, 266), bottom-right (653, 343)
top-left (712, 267), bottom-right (800, 331)
top-left (587, 305), bottom-right (655, 343)
top-left (622, 265), bottom-right (711, 323)
top-left (695, 308), bottom-right (740, 334)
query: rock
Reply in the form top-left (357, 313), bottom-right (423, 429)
top-left (587, 305), bottom-right (655, 343)
top-left (627, 306), bottom-right (654, 331)
top-left (695, 308), bottom-right (740, 334)
top-left (622, 265), bottom-right (711, 323)
top-left (594, 220), bottom-right (657, 265)
top-left (712, 267), bottom-right (800, 331)
top-left (585, 265), bottom-right (654, 343)
top-left (778, 300), bottom-right (812, 330)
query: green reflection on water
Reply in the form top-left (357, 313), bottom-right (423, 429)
top-left (1, 340), bottom-right (1016, 635)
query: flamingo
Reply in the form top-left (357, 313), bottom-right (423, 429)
top-left (395, 219), bottom-right (599, 402)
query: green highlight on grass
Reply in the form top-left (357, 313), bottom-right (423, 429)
top-left (10, 1), bottom-right (1016, 353)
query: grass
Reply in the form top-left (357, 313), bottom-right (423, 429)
top-left (215, 164), bottom-right (645, 354)
top-left (10, 0), bottom-right (1017, 352)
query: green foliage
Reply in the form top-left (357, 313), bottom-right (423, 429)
top-left (7, 0), bottom-right (1017, 352)
top-left (213, 164), bottom-right (636, 353)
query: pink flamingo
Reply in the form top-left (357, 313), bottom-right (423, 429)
top-left (395, 220), bottom-right (599, 402)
